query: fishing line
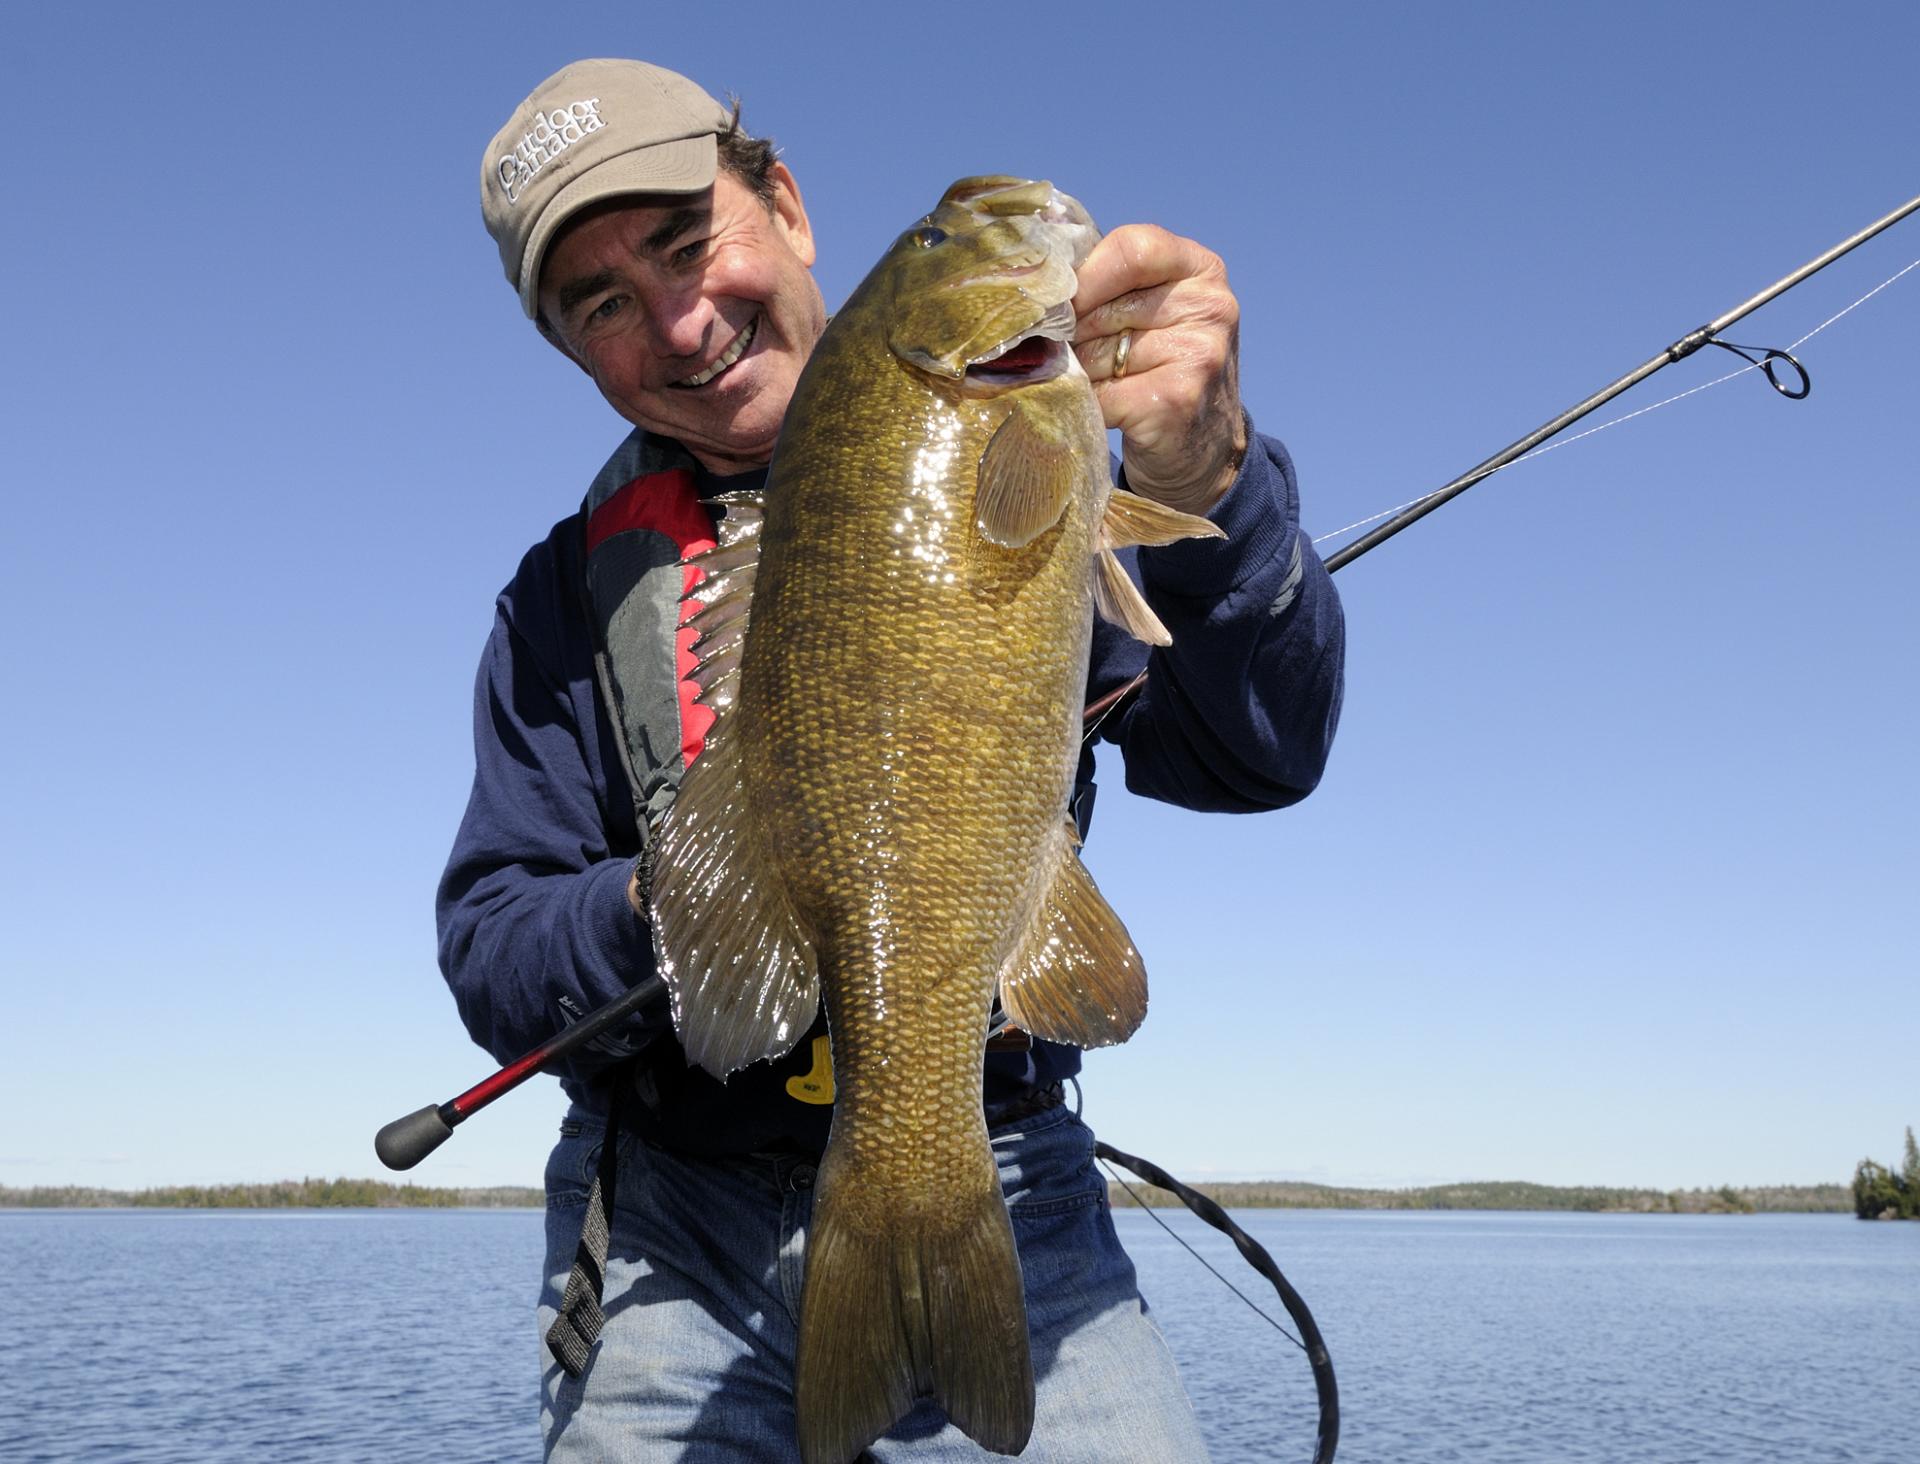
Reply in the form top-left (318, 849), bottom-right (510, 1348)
top-left (1083, 232), bottom-right (1919, 738)
top-left (1784, 254), bottom-right (1920, 349)
top-left (1100, 1157), bottom-right (1306, 1350)
top-left (1310, 253), bottom-right (1920, 554)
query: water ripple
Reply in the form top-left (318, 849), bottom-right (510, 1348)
top-left (3, 1208), bottom-right (1914, 1461)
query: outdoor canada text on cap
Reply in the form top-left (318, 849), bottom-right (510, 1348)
top-left (481, 59), bottom-right (734, 317)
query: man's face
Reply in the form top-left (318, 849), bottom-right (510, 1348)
top-left (537, 164), bottom-right (829, 475)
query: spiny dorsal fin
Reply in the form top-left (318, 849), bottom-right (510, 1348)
top-left (650, 491), bottom-right (819, 1078)
top-left (997, 823), bottom-right (1148, 1048)
top-left (975, 404), bottom-right (1076, 548)
top-left (681, 493), bottom-right (765, 742)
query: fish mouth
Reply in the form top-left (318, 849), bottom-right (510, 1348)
top-left (963, 333), bottom-right (1069, 389)
top-left (961, 299), bottom-right (1077, 390)
top-left (671, 315), bottom-right (758, 389)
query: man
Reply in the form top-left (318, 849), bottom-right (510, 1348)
top-left (441, 58), bottom-right (1345, 1461)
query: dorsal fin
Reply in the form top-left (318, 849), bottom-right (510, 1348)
top-left (649, 491), bottom-right (821, 1078)
top-left (681, 493), bottom-right (765, 735)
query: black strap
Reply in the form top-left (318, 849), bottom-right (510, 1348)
top-left (545, 1087), bottom-right (626, 1377)
top-left (1095, 1139), bottom-right (1339, 1463)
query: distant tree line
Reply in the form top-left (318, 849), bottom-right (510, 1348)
top-left (0, 1170), bottom-right (1870, 1215)
top-left (1104, 1178), bottom-right (1850, 1213)
top-left (1851, 1126), bottom-right (1920, 1220)
top-left (0, 1178), bottom-right (543, 1209)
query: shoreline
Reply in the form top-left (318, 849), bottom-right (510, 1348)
top-left (2, 1177), bottom-right (1853, 1214)
top-left (1106, 1178), bottom-right (1851, 1214)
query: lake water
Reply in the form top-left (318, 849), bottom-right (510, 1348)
top-left (1, 1207), bottom-right (1913, 1461)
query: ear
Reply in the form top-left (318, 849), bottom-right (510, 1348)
top-left (766, 162), bottom-right (816, 268)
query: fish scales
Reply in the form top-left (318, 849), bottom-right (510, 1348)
top-left (649, 177), bottom-right (1224, 1463)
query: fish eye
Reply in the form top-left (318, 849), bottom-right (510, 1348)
top-left (912, 226), bottom-right (948, 249)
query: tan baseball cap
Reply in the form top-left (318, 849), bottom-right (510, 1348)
top-left (481, 59), bottom-right (733, 317)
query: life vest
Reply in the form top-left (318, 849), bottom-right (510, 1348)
top-left (578, 429), bottom-right (716, 836)
top-left (577, 428), bottom-right (840, 1154)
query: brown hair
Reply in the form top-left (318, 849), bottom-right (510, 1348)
top-left (716, 99), bottom-right (779, 207)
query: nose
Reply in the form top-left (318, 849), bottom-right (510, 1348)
top-left (643, 277), bottom-right (715, 361)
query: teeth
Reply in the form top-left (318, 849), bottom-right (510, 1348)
top-left (677, 317), bottom-right (757, 387)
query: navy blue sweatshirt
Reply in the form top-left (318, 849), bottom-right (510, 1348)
top-left (437, 421), bottom-right (1344, 1155)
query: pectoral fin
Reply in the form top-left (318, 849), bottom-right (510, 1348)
top-left (997, 825), bottom-right (1148, 1048)
top-left (976, 405), bottom-right (1076, 548)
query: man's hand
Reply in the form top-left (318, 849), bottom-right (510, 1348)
top-left (1073, 225), bottom-right (1248, 516)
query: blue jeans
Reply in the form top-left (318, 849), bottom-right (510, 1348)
top-left (538, 1101), bottom-right (1209, 1461)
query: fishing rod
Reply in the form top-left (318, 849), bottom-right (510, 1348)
top-left (1079, 188), bottom-right (1920, 731)
top-left (1321, 188), bottom-right (1920, 572)
top-left (382, 1004), bottom-right (1340, 1453)
top-left (383, 190), bottom-right (1920, 1165)
top-left (375, 974), bottom-right (665, 1169)
top-left (376, 187), bottom-right (1915, 1461)
top-left (377, 978), bottom-right (1342, 1459)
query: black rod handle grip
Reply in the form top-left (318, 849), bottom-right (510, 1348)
top-left (375, 1104), bottom-right (456, 1171)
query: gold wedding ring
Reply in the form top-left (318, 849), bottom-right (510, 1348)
top-left (1111, 329), bottom-right (1134, 381)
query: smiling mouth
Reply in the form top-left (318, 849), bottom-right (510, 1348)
top-left (673, 316), bottom-right (758, 388)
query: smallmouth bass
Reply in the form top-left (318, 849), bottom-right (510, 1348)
top-left (650, 176), bottom-right (1222, 1462)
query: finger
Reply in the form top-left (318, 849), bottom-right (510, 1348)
top-left (1073, 327), bottom-right (1149, 384)
top-left (1094, 373), bottom-right (1191, 463)
top-left (1094, 322), bottom-right (1237, 410)
top-left (1072, 224), bottom-right (1226, 318)
top-left (1077, 278), bottom-right (1241, 347)
top-left (1075, 281), bottom-right (1179, 340)
top-left (1076, 322), bottom-right (1215, 386)
top-left (1088, 337), bottom-right (1221, 429)
top-left (1098, 358), bottom-right (1247, 512)
top-left (1081, 319), bottom-right (1233, 389)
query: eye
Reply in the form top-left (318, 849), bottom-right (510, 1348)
top-left (586, 295), bottom-right (626, 326)
top-left (912, 226), bottom-right (947, 249)
top-left (673, 237), bottom-right (709, 266)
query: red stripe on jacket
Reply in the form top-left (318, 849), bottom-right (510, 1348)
top-left (585, 469), bottom-right (718, 766)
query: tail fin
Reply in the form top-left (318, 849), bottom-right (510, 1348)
top-left (795, 1157), bottom-right (1034, 1463)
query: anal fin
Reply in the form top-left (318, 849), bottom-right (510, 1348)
top-left (997, 825), bottom-right (1148, 1048)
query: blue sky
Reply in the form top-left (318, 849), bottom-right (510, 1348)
top-left (2, 2), bottom-right (1913, 1193)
